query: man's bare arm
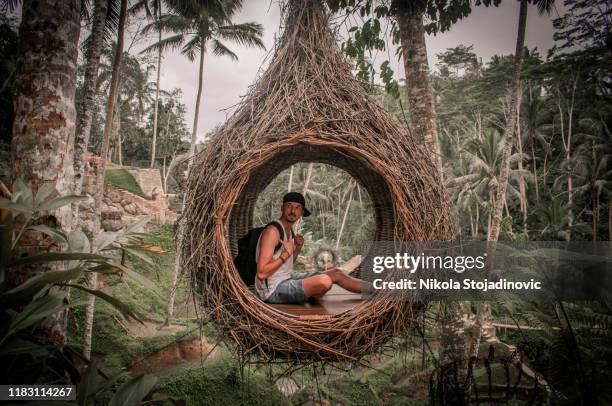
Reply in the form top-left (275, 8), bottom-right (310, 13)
top-left (256, 227), bottom-right (293, 281)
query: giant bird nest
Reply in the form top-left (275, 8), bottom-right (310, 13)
top-left (181, 0), bottom-right (454, 362)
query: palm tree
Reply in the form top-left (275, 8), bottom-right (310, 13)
top-left (390, 0), bottom-right (443, 178)
top-left (522, 82), bottom-right (549, 202)
top-left (488, 0), bottom-right (555, 241)
top-left (533, 196), bottom-right (577, 240)
top-left (571, 145), bottom-right (611, 241)
top-left (9, 0), bottom-right (82, 342)
top-left (83, 0), bottom-right (128, 360)
top-left (448, 130), bottom-right (530, 238)
top-left (131, 0), bottom-right (165, 168)
top-left (142, 0), bottom-right (264, 327)
top-left (142, 0), bottom-right (264, 176)
top-left (73, 0), bottom-right (122, 224)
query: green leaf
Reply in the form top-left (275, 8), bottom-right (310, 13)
top-left (122, 216), bottom-right (150, 235)
top-left (122, 247), bottom-right (155, 266)
top-left (63, 284), bottom-right (144, 323)
top-left (0, 337), bottom-right (50, 357)
top-left (68, 229), bottom-right (91, 254)
top-left (0, 267), bottom-right (83, 306)
top-left (7, 252), bottom-right (107, 268)
top-left (13, 179), bottom-right (33, 209)
top-left (27, 224), bottom-right (68, 244)
top-left (93, 231), bottom-right (120, 253)
top-left (37, 195), bottom-right (88, 212)
top-left (78, 363), bottom-right (125, 404)
top-left (34, 183), bottom-right (56, 205)
top-left (2, 294), bottom-right (88, 345)
top-left (0, 197), bottom-right (34, 214)
top-left (108, 374), bottom-right (158, 406)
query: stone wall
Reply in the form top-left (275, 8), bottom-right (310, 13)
top-left (80, 181), bottom-right (178, 232)
top-left (79, 162), bottom-right (178, 232)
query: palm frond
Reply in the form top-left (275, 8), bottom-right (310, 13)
top-left (140, 33), bottom-right (186, 54)
top-left (182, 35), bottom-right (202, 61)
top-left (142, 13), bottom-right (193, 35)
top-left (217, 22), bottom-right (265, 50)
top-left (211, 39), bottom-right (237, 60)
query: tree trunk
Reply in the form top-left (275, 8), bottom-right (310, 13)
top-left (185, 37), bottom-right (205, 179)
top-left (287, 165), bottom-right (294, 192)
top-left (111, 101), bottom-right (122, 165)
top-left (592, 191), bottom-right (598, 241)
top-left (83, 0), bottom-right (128, 360)
top-left (531, 135), bottom-right (539, 202)
top-left (487, 0), bottom-right (528, 242)
top-left (167, 39), bottom-right (205, 326)
top-left (164, 224), bottom-right (182, 326)
top-left (10, 0), bottom-right (81, 342)
top-left (72, 0), bottom-right (108, 225)
top-left (150, 2), bottom-right (163, 168)
top-left (393, 1), bottom-right (443, 179)
top-left (566, 77), bottom-right (577, 241)
top-left (516, 87), bottom-right (528, 233)
top-left (608, 196), bottom-right (611, 243)
top-left (300, 163), bottom-right (314, 195)
top-left (335, 182), bottom-right (354, 250)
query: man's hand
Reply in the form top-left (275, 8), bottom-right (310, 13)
top-left (281, 239), bottom-right (294, 256)
top-left (294, 234), bottom-right (304, 249)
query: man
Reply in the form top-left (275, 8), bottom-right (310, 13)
top-left (255, 192), bottom-right (366, 304)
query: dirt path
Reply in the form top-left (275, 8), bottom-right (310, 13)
top-left (128, 334), bottom-right (219, 375)
top-left (122, 320), bottom-right (219, 376)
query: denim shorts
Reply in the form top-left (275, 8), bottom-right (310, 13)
top-left (265, 271), bottom-right (321, 304)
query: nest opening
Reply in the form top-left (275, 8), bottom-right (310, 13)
top-left (228, 142), bottom-right (396, 258)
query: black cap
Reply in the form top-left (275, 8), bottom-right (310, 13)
top-left (283, 192), bottom-right (311, 217)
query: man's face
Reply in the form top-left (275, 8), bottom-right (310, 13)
top-left (281, 202), bottom-right (304, 223)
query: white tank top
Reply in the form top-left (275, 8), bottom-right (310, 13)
top-left (255, 220), bottom-right (293, 300)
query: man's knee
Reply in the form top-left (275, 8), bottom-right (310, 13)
top-left (318, 274), bottom-right (333, 292)
top-left (305, 274), bottom-right (332, 297)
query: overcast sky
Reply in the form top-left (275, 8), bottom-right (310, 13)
top-left (129, 1), bottom-right (567, 143)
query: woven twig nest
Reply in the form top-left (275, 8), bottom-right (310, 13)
top-left (181, 0), bottom-right (453, 362)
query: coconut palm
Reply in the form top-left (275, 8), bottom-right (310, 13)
top-left (142, 0), bottom-right (264, 327)
top-left (131, 0), bottom-right (165, 168)
top-left (522, 82), bottom-right (550, 202)
top-left (570, 145), bottom-right (611, 240)
top-left (84, 0), bottom-right (129, 360)
top-left (488, 0), bottom-right (556, 241)
top-left (389, 0), bottom-right (442, 176)
top-left (142, 0), bottom-right (264, 176)
top-left (9, 0), bottom-right (82, 342)
top-left (448, 130), bottom-right (531, 237)
top-left (73, 0), bottom-right (122, 223)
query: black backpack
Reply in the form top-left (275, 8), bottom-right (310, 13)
top-left (233, 222), bottom-right (293, 287)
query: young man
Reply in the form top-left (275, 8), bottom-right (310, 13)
top-left (255, 192), bottom-right (366, 304)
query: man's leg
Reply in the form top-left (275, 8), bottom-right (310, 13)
top-left (302, 274), bottom-right (333, 298)
top-left (323, 268), bottom-right (367, 293)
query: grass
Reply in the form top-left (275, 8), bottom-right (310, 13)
top-left (158, 355), bottom-right (285, 406)
top-left (105, 168), bottom-right (151, 200)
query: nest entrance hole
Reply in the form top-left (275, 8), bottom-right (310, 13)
top-left (228, 143), bottom-right (397, 257)
top-left (226, 142), bottom-right (397, 318)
